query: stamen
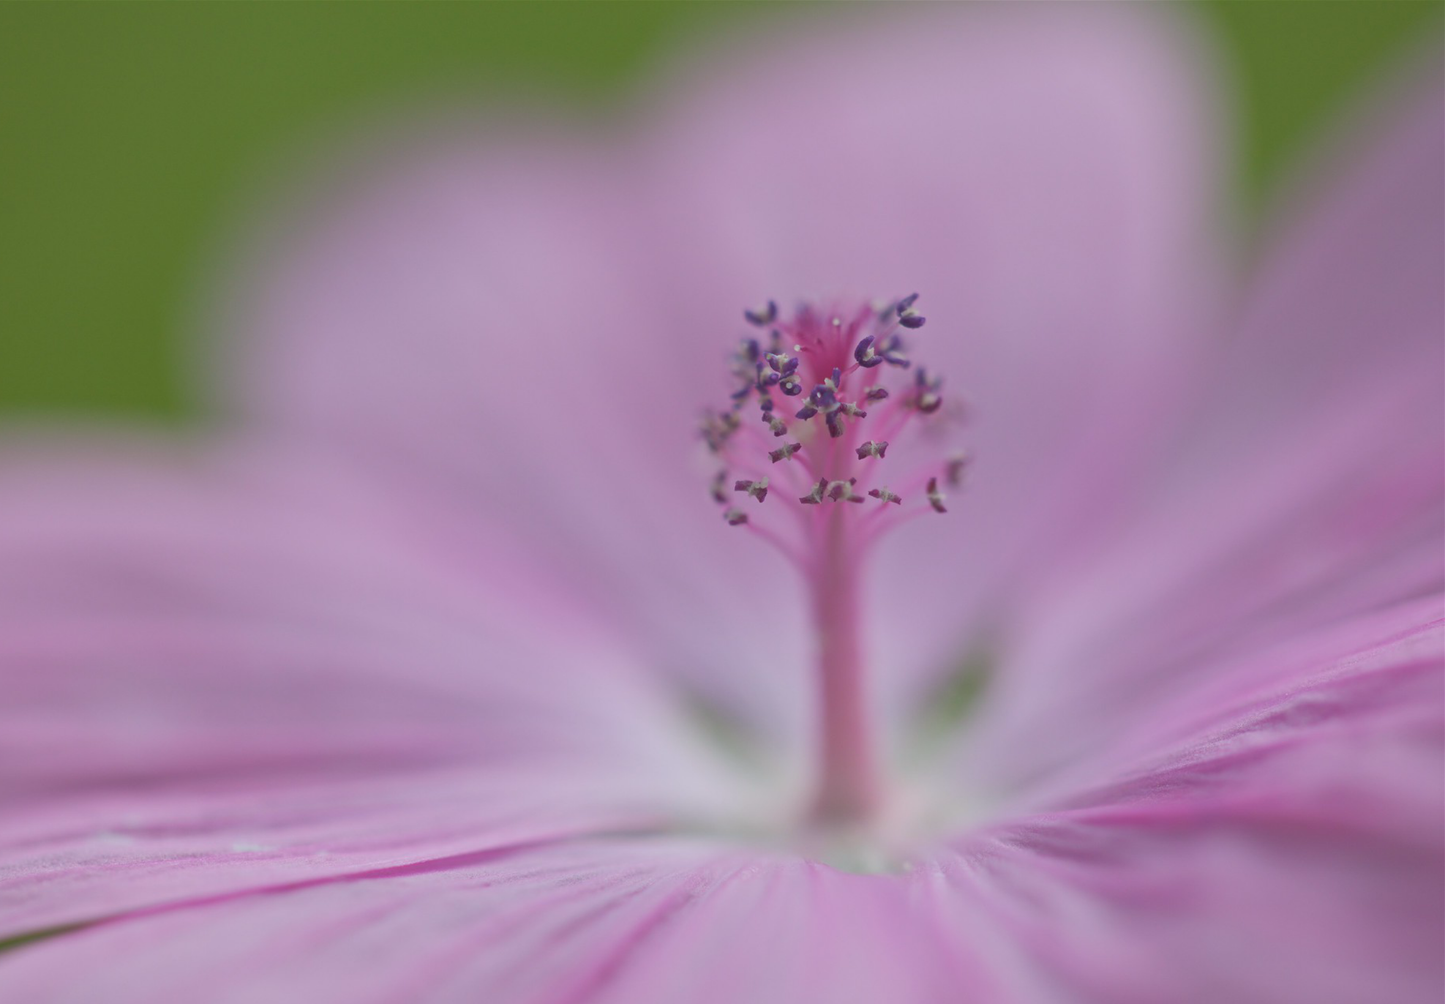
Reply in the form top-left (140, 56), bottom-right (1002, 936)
top-left (700, 294), bottom-right (965, 827)
top-left (945, 452), bottom-right (970, 487)
top-left (744, 300), bottom-right (778, 327)
top-left (734, 478), bottom-right (769, 503)
top-left (826, 479), bottom-right (865, 504)
top-left (800, 477), bottom-right (828, 505)
top-left (926, 476), bottom-right (947, 514)
top-left (896, 292), bottom-right (926, 329)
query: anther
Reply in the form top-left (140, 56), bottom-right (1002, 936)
top-left (766, 352), bottom-right (799, 377)
top-left (734, 478), bottom-right (769, 503)
top-left (878, 334), bottom-right (910, 368)
top-left (770, 442), bottom-right (803, 463)
top-left (913, 369), bottom-right (943, 414)
top-left (896, 293), bottom-right (926, 329)
top-left (745, 301), bottom-right (778, 327)
top-left (827, 479), bottom-right (865, 504)
top-left (710, 470), bottom-right (729, 504)
top-left (926, 477), bottom-right (948, 514)
top-left (800, 477), bottom-right (828, 505)
top-left (702, 411), bottom-right (741, 453)
top-left (867, 486), bottom-right (902, 505)
top-left (855, 441), bottom-right (888, 460)
top-left (724, 507), bottom-right (750, 526)
top-left (864, 387), bottom-right (890, 403)
top-left (945, 452), bottom-right (969, 487)
top-left (854, 335), bottom-right (883, 369)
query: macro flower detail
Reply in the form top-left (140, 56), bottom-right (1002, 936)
top-left (704, 295), bottom-right (962, 825)
top-left (0, 6), bottom-right (1441, 1002)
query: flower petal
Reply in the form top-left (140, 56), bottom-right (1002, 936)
top-left (219, 4), bottom-right (1228, 727)
top-left (0, 437), bottom-right (736, 937)
top-left (965, 70), bottom-right (1444, 785)
top-left (643, 4), bottom-right (1229, 696)
top-left (219, 124), bottom-right (810, 738)
top-left (0, 835), bottom-right (1013, 1003)
top-left (936, 602), bottom-right (1443, 1003)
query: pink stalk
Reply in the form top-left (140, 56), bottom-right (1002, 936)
top-left (807, 508), bottom-right (883, 825)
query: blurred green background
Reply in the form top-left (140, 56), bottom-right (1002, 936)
top-left (1, 1), bottom-right (1439, 423)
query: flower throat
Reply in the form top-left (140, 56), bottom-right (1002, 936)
top-left (702, 295), bottom-right (965, 827)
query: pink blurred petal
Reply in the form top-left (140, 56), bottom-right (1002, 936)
top-left (0, 840), bottom-right (745, 1003)
top-left (963, 70), bottom-right (1444, 787)
top-left (937, 600), bottom-right (1443, 1003)
top-left (641, 3), bottom-right (1229, 697)
top-left (220, 3), bottom-right (1229, 725)
top-left (0, 437), bottom-right (742, 937)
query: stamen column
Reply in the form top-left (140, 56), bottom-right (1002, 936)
top-left (703, 294), bottom-right (957, 831)
top-left (808, 506), bottom-right (882, 825)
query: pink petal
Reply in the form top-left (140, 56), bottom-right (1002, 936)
top-left (939, 602), bottom-right (1443, 1003)
top-left (0, 840), bottom-right (745, 1003)
top-left (0, 437), bottom-right (739, 937)
top-left (219, 4), bottom-right (1228, 725)
top-left (10, 594), bottom-right (1436, 1004)
top-left (963, 71), bottom-right (1444, 786)
top-left (0, 836), bottom-right (1020, 1002)
top-left (642, 4), bottom-right (1229, 695)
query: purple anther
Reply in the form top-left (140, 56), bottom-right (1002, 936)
top-left (829, 367), bottom-right (842, 387)
top-left (724, 507), bottom-right (750, 526)
top-left (824, 410), bottom-right (845, 439)
top-left (926, 476), bottom-right (947, 514)
top-left (800, 477), bottom-right (828, 505)
top-left (795, 402), bottom-right (818, 421)
top-left (897, 293), bottom-right (925, 329)
top-left (914, 368), bottom-right (943, 414)
top-left (741, 338), bottom-right (761, 363)
top-left (766, 353), bottom-right (799, 378)
top-left (767, 416), bottom-right (788, 437)
top-left (864, 386), bottom-right (890, 402)
top-left (701, 411), bottom-right (741, 452)
top-left (780, 375), bottom-right (803, 397)
top-left (841, 403), bottom-right (867, 418)
top-left (880, 334), bottom-right (911, 368)
top-left (810, 385), bottom-right (837, 409)
top-left (710, 470), bottom-right (728, 503)
top-left (855, 441), bottom-right (888, 460)
top-left (945, 453), bottom-right (969, 487)
top-left (769, 442), bottom-right (802, 463)
top-left (734, 478), bottom-right (769, 503)
top-left (744, 301), bottom-right (778, 327)
top-left (868, 487), bottom-right (902, 505)
top-left (854, 335), bottom-right (883, 368)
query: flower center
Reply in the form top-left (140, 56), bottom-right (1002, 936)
top-left (702, 295), bottom-right (966, 829)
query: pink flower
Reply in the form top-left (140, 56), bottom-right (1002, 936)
top-left (1, 6), bottom-right (1440, 1001)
